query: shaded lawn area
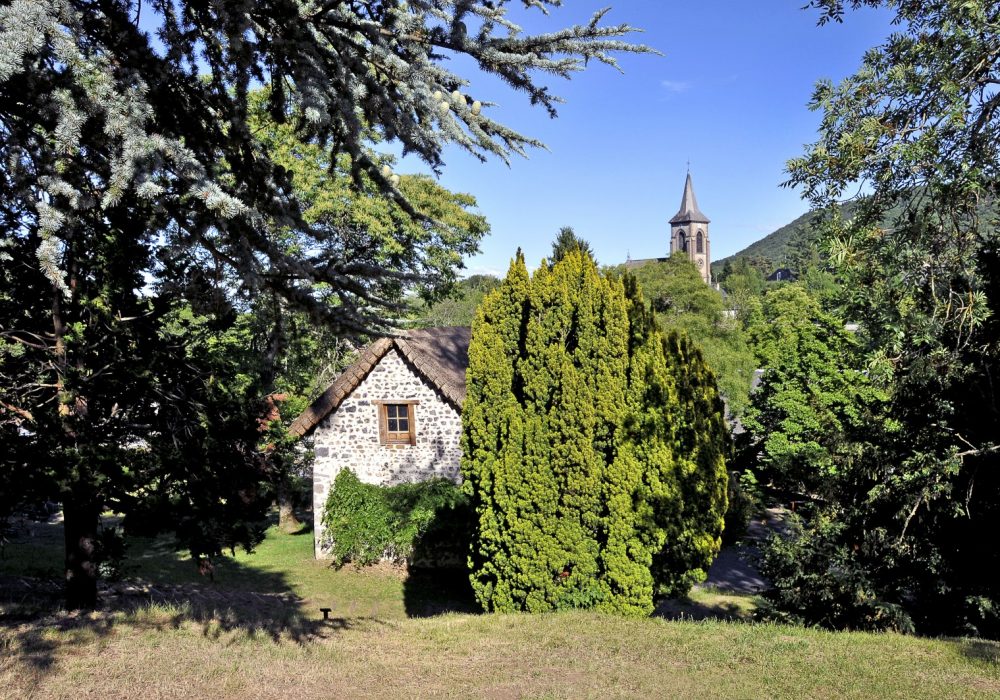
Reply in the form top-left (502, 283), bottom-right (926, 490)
top-left (1, 516), bottom-right (468, 623)
top-left (2, 519), bottom-right (999, 699)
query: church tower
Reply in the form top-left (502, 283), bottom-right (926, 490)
top-left (669, 173), bottom-right (711, 284)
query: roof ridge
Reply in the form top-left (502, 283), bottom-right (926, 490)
top-left (288, 328), bottom-right (471, 437)
top-left (287, 337), bottom-right (393, 437)
top-left (393, 335), bottom-right (465, 410)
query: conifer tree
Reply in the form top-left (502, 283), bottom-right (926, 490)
top-left (656, 330), bottom-right (730, 596)
top-left (601, 274), bottom-right (681, 614)
top-left (550, 226), bottom-right (594, 263)
top-left (463, 253), bottom-right (729, 616)
top-left (460, 251), bottom-right (532, 610)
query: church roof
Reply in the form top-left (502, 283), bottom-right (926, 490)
top-left (669, 173), bottom-right (710, 224)
top-left (288, 326), bottom-right (471, 437)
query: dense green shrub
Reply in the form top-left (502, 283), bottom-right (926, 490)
top-left (462, 250), bottom-right (729, 616)
top-left (654, 330), bottom-right (731, 596)
top-left (320, 469), bottom-right (471, 567)
top-left (754, 508), bottom-right (915, 634)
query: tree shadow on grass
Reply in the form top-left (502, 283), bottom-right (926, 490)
top-left (952, 638), bottom-right (1000, 665)
top-left (289, 522), bottom-right (314, 536)
top-left (653, 592), bottom-right (754, 622)
top-left (1, 571), bottom-right (384, 677)
top-left (1, 519), bottom-right (384, 679)
top-left (402, 566), bottom-right (479, 617)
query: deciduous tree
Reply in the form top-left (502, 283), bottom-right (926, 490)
top-left (742, 285), bottom-right (883, 498)
top-left (616, 255), bottom-right (756, 417)
top-left (765, 0), bottom-right (1000, 636)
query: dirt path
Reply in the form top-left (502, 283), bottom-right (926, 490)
top-left (700, 507), bottom-right (788, 594)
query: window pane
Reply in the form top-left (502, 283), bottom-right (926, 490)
top-left (382, 404), bottom-right (413, 443)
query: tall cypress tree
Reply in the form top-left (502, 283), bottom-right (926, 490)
top-left (600, 274), bottom-right (680, 615)
top-left (461, 251), bottom-right (531, 610)
top-left (463, 253), bottom-right (729, 615)
top-left (656, 330), bottom-right (730, 597)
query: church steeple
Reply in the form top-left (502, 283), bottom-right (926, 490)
top-left (668, 173), bottom-right (712, 284)
top-left (670, 173), bottom-right (710, 225)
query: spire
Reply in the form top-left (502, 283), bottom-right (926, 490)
top-left (669, 172), bottom-right (710, 224)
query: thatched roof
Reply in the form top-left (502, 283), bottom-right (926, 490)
top-left (288, 327), bottom-right (471, 437)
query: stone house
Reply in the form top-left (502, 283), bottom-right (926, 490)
top-left (289, 327), bottom-right (470, 557)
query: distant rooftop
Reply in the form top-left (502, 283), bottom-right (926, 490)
top-left (623, 256), bottom-right (670, 270)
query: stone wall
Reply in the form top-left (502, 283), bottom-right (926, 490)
top-left (311, 348), bottom-right (463, 556)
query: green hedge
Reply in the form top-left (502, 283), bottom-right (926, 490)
top-left (320, 468), bottom-right (472, 567)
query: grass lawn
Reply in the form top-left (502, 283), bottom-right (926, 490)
top-left (2, 518), bottom-right (998, 699)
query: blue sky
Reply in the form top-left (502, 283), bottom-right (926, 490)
top-left (400, 2), bottom-right (895, 276)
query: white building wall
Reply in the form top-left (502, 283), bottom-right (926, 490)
top-left (310, 348), bottom-right (463, 556)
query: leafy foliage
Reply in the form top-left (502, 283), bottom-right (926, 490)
top-left (722, 470), bottom-right (761, 546)
top-left (410, 274), bottom-right (501, 328)
top-left (614, 255), bottom-right (756, 417)
top-left (756, 0), bottom-right (1000, 637)
top-left (248, 89), bottom-right (489, 308)
top-left (320, 469), bottom-right (471, 567)
top-left (742, 285), bottom-right (885, 497)
top-left (462, 251), bottom-right (728, 616)
top-left (755, 509), bottom-right (916, 634)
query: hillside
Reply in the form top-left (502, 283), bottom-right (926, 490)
top-left (714, 195), bottom-right (999, 276)
top-left (710, 203), bottom-right (857, 276)
top-left (712, 210), bottom-right (814, 275)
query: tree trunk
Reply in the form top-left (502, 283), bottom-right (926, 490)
top-left (277, 476), bottom-right (302, 533)
top-left (63, 494), bottom-right (99, 610)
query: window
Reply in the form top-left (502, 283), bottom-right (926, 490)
top-left (696, 231), bottom-right (704, 254)
top-left (678, 229), bottom-right (687, 252)
top-left (378, 402), bottom-right (417, 445)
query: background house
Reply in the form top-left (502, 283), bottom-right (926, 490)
top-left (290, 327), bottom-right (470, 557)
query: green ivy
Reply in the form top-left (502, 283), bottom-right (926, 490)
top-left (320, 469), bottom-right (471, 567)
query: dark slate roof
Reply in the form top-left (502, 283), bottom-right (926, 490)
top-left (289, 327), bottom-right (471, 437)
top-left (623, 256), bottom-right (670, 270)
top-left (669, 173), bottom-right (710, 225)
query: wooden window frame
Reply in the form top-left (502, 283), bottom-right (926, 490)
top-left (375, 401), bottom-right (418, 446)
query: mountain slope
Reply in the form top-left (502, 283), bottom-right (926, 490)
top-left (714, 195), bottom-right (999, 276)
top-left (710, 205), bottom-right (852, 275)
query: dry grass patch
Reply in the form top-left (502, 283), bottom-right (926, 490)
top-left (3, 521), bottom-right (998, 699)
top-left (2, 607), bottom-right (998, 699)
